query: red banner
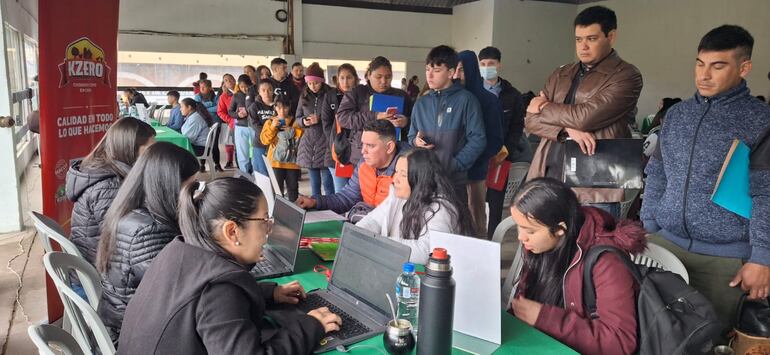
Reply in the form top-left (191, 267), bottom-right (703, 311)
top-left (39, 0), bottom-right (120, 322)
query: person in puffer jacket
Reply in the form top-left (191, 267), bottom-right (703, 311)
top-left (94, 142), bottom-right (200, 344)
top-left (297, 63), bottom-right (337, 196)
top-left (65, 118), bottom-right (156, 265)
top-left (510, 178), bottom-right (645, 355)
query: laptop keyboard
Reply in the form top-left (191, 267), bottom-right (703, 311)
top-left (251, 259), bottom-right (277, 275)
top-left (298, 293), bottom-right (372, 340)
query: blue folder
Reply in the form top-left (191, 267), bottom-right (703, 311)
top-left (711, 139), bottom-right (752, 219)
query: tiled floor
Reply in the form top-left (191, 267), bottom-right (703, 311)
top-left (0, 152), bottom-right (518, 354)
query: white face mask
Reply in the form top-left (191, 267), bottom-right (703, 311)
top-left (479, 66), bottom-right (498, 81)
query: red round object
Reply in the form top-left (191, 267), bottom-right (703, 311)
top-left (432, 248), bottom-right (448, 260)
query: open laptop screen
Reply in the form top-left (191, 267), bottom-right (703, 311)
top-left (267, 197), bottom-right (305, 265)
top-left (330, 223), bottom-right (411, 315)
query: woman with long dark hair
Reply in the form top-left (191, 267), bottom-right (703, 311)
top-left (229, 74), bottom-right (255, 173)
top-left (356, 148), bottom-right (473, 264)
top-left (509, 178), bottom-right (645, 355)
top-left (181, 97), bottom-right (214, 170)
top-left (95, 142), bottom-right (199, 343)
top-left (337, 56), bottom-right (412, 166)
top-left (328, 63), bottom-right (359, 191)
top-left (117, 178), bottom-right (341, 354)
top-left (297, 63), bottom-right (336, 196)
top-left (66, 118), bottom-right (156, 265)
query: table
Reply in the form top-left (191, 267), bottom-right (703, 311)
top-left (267, 221), bottom-right (577, 355)
top-left (152, 124), bottom-right (194, 154)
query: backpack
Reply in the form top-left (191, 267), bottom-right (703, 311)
top-left (272, 127), bottom-right (298, 163)
top-left (582, 246), bottom-right (723, 355)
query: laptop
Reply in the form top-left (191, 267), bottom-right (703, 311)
top-left (298, 223), bottom-right (411, 353)
top-left (251, 196), bottom-right (305, 280)
top-left (562, 138), bottom-right (644, 189)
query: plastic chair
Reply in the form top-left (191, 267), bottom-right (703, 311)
top-left (29, 212), bottom-right (83, 258)
top-left (43, 252), bottom-right (114, 355)
top-left (261, 155), bottom-right (283, 198)
top-left (158, 108), bottom-right (172, 126)
top-left (632, 242), bottom-right (690, 284)
top-left (146, 102), bottom-right (158, 120)
top-left (502, 243), bottom-right (525, 308)
top-left (196, 122), bottom-right (221, 180)
top-left (491, 216), bottom-right (516, 244)
top-left (28, 324), bottom-right (86, 355)
top-left (619, 189), bottom-right (641, 219)
top-left (503, 162), bottom-right (530, 208)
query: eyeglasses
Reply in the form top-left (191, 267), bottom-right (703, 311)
top-left (244, 217), bottom-right (274, 231)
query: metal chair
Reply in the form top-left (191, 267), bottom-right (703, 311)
top-left (632, 242), bottom-right (690, 284)
top-left (28, 324), bottom-right (86, 355)
top-left (43, 252), bottom-right (114, 355)
top-left (196, 122), bottom-right (221, 180)
top-left (503, 162), bottom-right (530, 208)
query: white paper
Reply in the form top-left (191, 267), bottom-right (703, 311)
top-left (254, 172), bottom-right (275, 216)
top-left (430, 231), bottom-right (502, 345)
top-left (304, 210), bottom-right (346, 224)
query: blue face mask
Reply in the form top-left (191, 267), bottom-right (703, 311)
top-left (479, 66), bottom-right (498, 81)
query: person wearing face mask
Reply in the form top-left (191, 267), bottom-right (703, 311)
top-left (117, 178), bottom-right (341, 354)
top-left (337, 56), bottom-right (413, 166)
top-left (524, 6), bottom-right (642, 218)
top-left (478, 46), bottom-right (529, 239)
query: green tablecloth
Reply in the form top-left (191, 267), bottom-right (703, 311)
top-left (267, 221), bottom-right (578, 355)
top-left (153, 125), bottom-right (194, 154)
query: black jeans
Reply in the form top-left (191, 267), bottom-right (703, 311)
top-left (211, 124), bottom-right (221, 168)
top-left (274, 168), bottom-right (300, 202)
top-left (486, 186), bottom-right (506, 240)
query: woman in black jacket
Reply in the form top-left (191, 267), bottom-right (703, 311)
top-left (297, 63), bottom-right (336, 195)
top-left (118, 177), bottom-right (341, 355)
top-left (336, 56), bottom-right (412, 166)
top-left (65, 118), bottom-right (156, 265)
top-left (229, 74), bottom-right (255, 174)
top-left (95, 142), bottom-right (199, 343)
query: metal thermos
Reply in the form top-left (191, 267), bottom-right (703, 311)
top-left (416, 248), bottom-right (455, 355)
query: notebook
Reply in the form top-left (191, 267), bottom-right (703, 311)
top-left (562, 138), bottom-right (644, 189)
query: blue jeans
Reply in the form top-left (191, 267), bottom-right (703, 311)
top-left (234, 126), bottom-right (253, 174)
top-left (587, 202), bottom-right (621, 219)
top-left (252, 146), bottom-right (269, 177)
top-left (308, 168), bottom-right (335, 196)
top-left (330, 166), bottom-right (349, 192)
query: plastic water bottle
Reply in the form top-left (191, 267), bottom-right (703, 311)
top-left (395, 262), bottom-right (420, 336)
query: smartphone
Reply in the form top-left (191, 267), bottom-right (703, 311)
top-left (386, 107), bottom-right (398, 116)
top-left (420, 135), bottom-right (432, 145)
top-left (279, 118), bottom-right (286, 127)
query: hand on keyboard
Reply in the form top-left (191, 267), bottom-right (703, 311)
top-left (300, 294), bottom-right (372, 339)
top-left (308, 307), bottom-right (342, 333)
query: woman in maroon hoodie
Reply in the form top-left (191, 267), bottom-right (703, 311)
top-left (509, 178), bottom-right (646, 355)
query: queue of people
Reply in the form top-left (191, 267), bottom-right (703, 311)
top-left (59, 5), bottom-right (770, 354)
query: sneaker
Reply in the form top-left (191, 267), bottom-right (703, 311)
top-left (214, 165), bottom-right (224, 172)
top-left (224, 161), bottom-right (234, 169)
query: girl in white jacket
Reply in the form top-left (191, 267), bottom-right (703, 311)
top-left (356, 148), bottom-right (474, 264)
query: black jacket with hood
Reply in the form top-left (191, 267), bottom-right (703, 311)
top-left (65, 160), bottom-right (130, 265)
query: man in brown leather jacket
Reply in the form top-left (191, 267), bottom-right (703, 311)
top-left (525, 6), bottom-right (642, 216)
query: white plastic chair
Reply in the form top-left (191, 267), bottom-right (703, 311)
top-left (146, 102), bottom-right (158, 121)
top-left (28, 324), bottom-right (86, 355)
top-left (632, 242), bottom-right (690, 284)
top-left (491, 216), bottom-right (516, 244)
top-left (503, 162), bottom-right (530, 208)
top-left (134, 104), bottom-right (148, 122)
top-left (261, 155), bottom-right (283, 198)
top-left (43, 252), bottom-right (115, 355)
top-left (197, 122), bottom-right (221, 180)
top-left (491, 216), bottom-right (525, 308)
top-left (619, 189), bottom-right (641, 219)
top-left (29, 212), bottom-right (82, 257)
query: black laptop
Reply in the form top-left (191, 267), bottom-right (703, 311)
top-left (251, 196), bottom-right (305, 279)
top-left (562, 138), bottom-right (644, 189)
top-left (296, 223), bottom-right (411, 353)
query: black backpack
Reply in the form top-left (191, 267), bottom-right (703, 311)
top-left (582, 246), bottom-right (723, 355)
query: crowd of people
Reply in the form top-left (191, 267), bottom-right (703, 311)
top-left (66, 5), bottom-right (770, 354)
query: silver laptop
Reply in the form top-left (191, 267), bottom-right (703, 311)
top-left (251, 196), bottom-right (305, 279)
top-left (298, 223), bottom-right (411, 353)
